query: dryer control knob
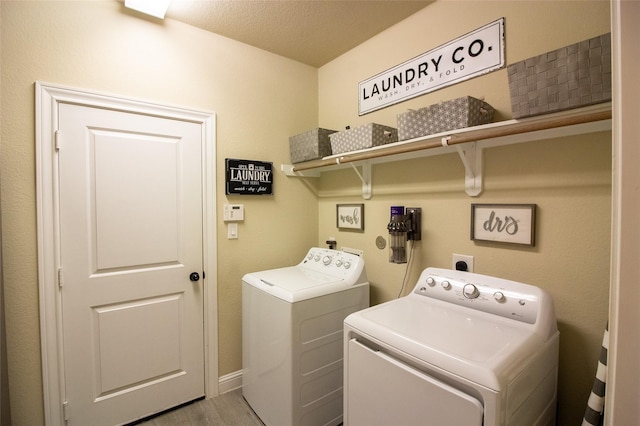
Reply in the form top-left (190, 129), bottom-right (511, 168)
top-left (463, 284), bottom-right (480, 299)
top-left (314, 255), bottom-right (321, 262)
top-left (493, 291), bottom-right (505, 302)
top-left (335, 259), bottom-right (343, 267)
top-left (344, 261), bottom-right (352, 269)
top-left (441, 280), bottom-right (451, 290)
top-left (426, 277), bottom-right (436, 287)
top-left (323, 256), bottom-right (332, 265)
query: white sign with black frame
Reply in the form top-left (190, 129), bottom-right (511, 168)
top-left (471, 204), bottom-right (536, 246)
top-left (358, 18), bottom-right (505, 115)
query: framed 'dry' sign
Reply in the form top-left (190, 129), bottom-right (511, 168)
top-left (471, 204), bottom-right (536, 246)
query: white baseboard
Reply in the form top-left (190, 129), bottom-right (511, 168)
top-left (218, 370), bottom-right (243, 394)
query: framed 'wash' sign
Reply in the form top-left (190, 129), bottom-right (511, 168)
top-left (336, 204), bottom-right (364, 231)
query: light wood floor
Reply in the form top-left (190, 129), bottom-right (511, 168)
top-left (136, 389), bottom-right (264, 426)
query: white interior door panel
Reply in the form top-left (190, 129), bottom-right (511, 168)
top-left (58, 102), bottom-right (204, 425)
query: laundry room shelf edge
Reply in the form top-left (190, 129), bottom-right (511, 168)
top-left (281, 102), bottom-right (612, 199)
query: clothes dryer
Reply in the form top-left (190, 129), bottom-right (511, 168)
top-left (243, 248), bottom-right (369, 426)
top-left (344, 267), bottom-right (559, 426)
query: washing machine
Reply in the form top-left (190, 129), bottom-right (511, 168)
top-left (242, 247), bottom-right (369, 426)
top-left (344, 267), bottom-right (559, 426)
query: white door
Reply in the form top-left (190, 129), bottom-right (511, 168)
top-left (57, 102), bottom-right (205, 425)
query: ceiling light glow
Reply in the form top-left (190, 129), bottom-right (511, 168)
top-left (125, 0), bottom-right (172, 19)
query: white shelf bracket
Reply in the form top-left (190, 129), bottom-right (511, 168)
top-left (455, 142), bottom-right (483, 197)
top-left (350, 162), bottom-right (372, 199)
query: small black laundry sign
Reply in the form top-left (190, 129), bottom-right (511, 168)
top-left (225, 158), bottom-right (273, 195)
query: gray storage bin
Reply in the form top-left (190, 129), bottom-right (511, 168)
top-left (289, 128), bottom-right (337, 163)
top-left (397, 96), bottom-right (495, 141)
top-left (329, 123), bottom-right (398, 155)
top-left (507, 33), bottom-right (611, 118)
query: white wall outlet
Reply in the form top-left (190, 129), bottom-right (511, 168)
top-left (452, 254), bottom-right (474, 272)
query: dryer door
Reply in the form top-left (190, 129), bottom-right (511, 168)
top-left (346, 339), bottom-right (483, 426)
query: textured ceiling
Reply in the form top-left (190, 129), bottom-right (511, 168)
top-left (165, 1), bottom-right (432, 67)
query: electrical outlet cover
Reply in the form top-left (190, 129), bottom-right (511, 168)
top-left (452, 254), bottom-right (474, 272)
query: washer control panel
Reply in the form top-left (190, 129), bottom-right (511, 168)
top-left (300, 247), bottom-right (365, 281)
top-left (413, 267), bottom-right (541, 324)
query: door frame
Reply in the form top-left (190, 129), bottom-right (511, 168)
top-left (35, 82), bottom-right (218, 425)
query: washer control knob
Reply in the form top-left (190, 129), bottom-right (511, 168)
top-left (493, 291), bottom-right (505, 302)
top-left (307, 253), bottom-right (313, 260)
top-left (426, 277), bottom-right (436, 287)
top-left (335, 259), bottom-right (343, 267)
top-left (323, 256), bottom-right (332, 265)
top-left (344, 261), bottom-right (352, 269)
top-left (314, 255), bottom-right (321, 262)
top-left (463, 284), bottom-right (480, 299)
top-left (441, 280), bottom-right (451, 290)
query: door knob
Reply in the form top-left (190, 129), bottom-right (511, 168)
top-left (189, 272), bottom-right (200, 282)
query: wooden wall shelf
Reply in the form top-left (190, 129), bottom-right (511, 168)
top-left (281, 103), bottom-right (612, 198)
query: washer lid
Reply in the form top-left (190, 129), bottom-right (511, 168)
top-left (345, 295), bottom-right (549, 390)
top-left (243, 267), bottom-right (356, 302)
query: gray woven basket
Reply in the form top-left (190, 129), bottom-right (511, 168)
top-left (508, 33), bottom-right (611, 118)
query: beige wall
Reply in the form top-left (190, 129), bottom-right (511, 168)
top-left (317, 1), bottom-right (611, 425)
top-left (0, 2), bottom-right (319, 424)
top-left (0, 0), bottom-right (614, 425)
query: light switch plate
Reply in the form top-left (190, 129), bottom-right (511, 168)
top-left (227, 223), bottom-right (238, 239)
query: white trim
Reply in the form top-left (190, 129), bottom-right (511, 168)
top-left (218, 370), bottom-right (243, 394)
top-left (202, 106), bottom-right (219, 401)
top-left (35, 82), bottom-right (218, 425)
top-left (607, 1), bottom-right (621, 419)
top-left (607, 1), bottom-right (640, 424)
